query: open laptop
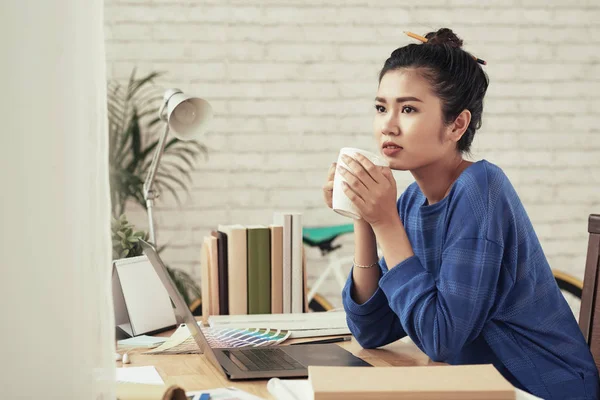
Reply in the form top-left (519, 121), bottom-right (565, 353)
top-left (140, 239), bottom-right (371, 380)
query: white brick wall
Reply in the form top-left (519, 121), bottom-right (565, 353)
top-left (105, 1), bottom-right (600, 308)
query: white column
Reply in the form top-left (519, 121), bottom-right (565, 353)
top-left (0, 0), bottom-right (115, 398)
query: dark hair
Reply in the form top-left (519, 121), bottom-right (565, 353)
top-left (379, 28), bottom-right (489, 154)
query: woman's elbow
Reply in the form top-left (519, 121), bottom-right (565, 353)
top-left (421, 341), bottom-right (459, 363)
top-left (350, 324), bottom-right (401, 349)
top-left (354, 332), bottom-right (386, 349)
top-left (424, 350), bottom-right (447, 363)
top-left (347, 321), bottom-right (386, 349)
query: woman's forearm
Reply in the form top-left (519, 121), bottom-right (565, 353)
top-left (371, 214), bottom-right (414, 269)
top-left (351, 219), bottom-right (381, 304)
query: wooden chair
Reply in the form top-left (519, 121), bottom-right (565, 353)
top-left (578, 214), bottom-right (600, 371)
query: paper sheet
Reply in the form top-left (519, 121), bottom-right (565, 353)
top-left (267, 378), bottom-right (313, 400)
top-left (116, 366), bottom-right (164, 385)
top-left (186, 387), bottom-right (264, 400)
top-left (117, 335), bottom-right (167, 349)
top-left (145, 324), bottom-right (199, 354)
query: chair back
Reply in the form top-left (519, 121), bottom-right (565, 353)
top-left (578, 214), bottom-right (600, 371)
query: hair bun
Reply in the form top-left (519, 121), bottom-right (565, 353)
top-left (425, 28), bottom-right (463, 49)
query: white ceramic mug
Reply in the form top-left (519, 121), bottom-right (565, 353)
top-left (332, 147), bottom-right (389, 220)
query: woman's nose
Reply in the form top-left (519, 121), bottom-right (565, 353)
top-left (381, 114), bottom-right (399, 136)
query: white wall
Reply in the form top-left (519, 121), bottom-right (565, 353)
top-left (104, 0), bottom-right (600, 308)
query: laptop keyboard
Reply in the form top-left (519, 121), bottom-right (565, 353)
top-left (223, 348), bottom-right (304, 371)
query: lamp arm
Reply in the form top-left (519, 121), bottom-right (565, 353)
top-left (143, 122), bottom-right (170, 245)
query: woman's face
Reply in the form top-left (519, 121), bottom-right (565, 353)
top-left (373, 68), bottom-right (456, 171)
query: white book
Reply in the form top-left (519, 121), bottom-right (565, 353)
top-left (290, 213), bottom-right (303, 313)
top-left (287, 328), bottom-right (350, 339)
top-left (208, 311), bottom-right (347, 325)
top-left (273, 212), bottom-right (293, 313)
top-left (207, 311), bottom-right (350, 338)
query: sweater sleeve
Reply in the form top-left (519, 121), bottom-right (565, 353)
top-left (378, 238), bottom-right (503, 362)
top-left (342, 263), bottom-right (407, 349)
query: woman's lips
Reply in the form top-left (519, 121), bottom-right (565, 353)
top-left (382, 143), bottom-right (403, 156)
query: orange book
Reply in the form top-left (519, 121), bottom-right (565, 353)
top-left (200, 238), bottom-right (211, 324)
top-left (207, 236), bottom-right (220, 316)
top-left (269, 225), bottom-right (283, 314)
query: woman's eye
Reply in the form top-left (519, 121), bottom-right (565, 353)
top-left (402, 106), bottom-right (415, 114)
top-left (375, 105), bottom-right (386, 113)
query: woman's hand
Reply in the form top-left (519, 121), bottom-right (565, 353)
top-left (322, 162), bottom-right (336, 209)
top-left (338, 153), bottom-right (398, 227)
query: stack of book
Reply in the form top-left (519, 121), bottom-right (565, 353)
top-left (200, 212), bottom-right (306, 321)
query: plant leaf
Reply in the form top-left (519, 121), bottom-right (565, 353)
top-left (156, 172), bottom-right (188, 196)
top-left (128, 71), bottom-right (162, 100)
top-left (108, 68), bottom-right (205, 217)
top-left (129, 108), bottom-right (142, 168)
top-left (155, 179), bottom-right (182, 206)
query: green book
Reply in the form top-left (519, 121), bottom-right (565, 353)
top-left (246, 225), bottom-right (271, 314)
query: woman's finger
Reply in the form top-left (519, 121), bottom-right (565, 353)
top-left (323, 181), bottom-right (334, 207)
top-left (381, 166), bottom-right (394, 183)
top-left (327, 162), bottom-right (337, 182)
top-left (342, 154), bottom-right (379, 188)
top-left (353, 153), bottom-right (385, 184)
top-left (338, 165), bottom-right (368, 196)
top-left (342, 181), bottom-right (366, 207)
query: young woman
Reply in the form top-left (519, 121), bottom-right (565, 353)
top-left (323, 28), bottom-right (599, 399)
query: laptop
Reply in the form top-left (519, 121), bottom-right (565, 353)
top-left (140, 239), bottom-right (371, 380)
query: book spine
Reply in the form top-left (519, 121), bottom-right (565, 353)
top-left (227, 228), bottom-right (248, 315)
top-left (270, 225), bottom-right (284, 314)
top-left (247, 227), bottom-right (271, 314)
top-left (282, 215), bottom-right (293, 313)
top-left (291, 213), bottom-right (303, 313)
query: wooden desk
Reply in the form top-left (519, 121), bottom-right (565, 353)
top-left (117, 336), bottom-right (441, 399)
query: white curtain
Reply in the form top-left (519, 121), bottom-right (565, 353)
top-left (0, 1), bottom-right (115, 399)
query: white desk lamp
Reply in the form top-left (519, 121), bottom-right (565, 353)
top-left (143, 88), bottom-right (213, 245)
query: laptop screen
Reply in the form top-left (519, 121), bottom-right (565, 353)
top-left (140, 239), bottom-right (223, 369)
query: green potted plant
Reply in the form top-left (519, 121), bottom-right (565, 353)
top-left (107, 69), bottom-right (207, 217)
top-left (111, 214), bottom-right (201, 307)
top-left (108, 69), bottom-right (205, 309)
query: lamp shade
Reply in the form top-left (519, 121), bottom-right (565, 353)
top-left (164, 90), bottom-right (213, 140)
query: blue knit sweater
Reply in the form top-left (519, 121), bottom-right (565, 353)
top-left (343, 160), bottom-right (599, 399)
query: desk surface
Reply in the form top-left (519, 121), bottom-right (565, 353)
top-left (117, 335), bottom-right (440, 399)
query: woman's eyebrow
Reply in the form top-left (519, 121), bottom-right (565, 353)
top-left (374, 96), bottom-right (423, 103)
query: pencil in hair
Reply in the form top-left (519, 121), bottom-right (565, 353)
top-left (404, 31), bottom-right (428, 43)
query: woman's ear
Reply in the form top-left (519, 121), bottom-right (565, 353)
top-left (448, 109), bottom-right (471, 143)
